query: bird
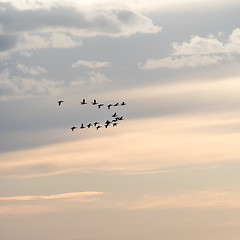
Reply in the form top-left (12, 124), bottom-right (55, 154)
top-left (92, 99), bottom-right (98, 105)
top-left (113, 122), bottom-right (118, 127)
top-left (93, 121), bottom-right (100, 126)
top-left (81, 99), bottom-right (87, 105)
top-left (71, 126), bottom-right (77, 131)
top-left (121, 101), bottom-right (126, 106)
top-left (97, 104), bottom-right (104, 109)
top-left (96, 126), bottom-right (102, 130)
top-left (105, 120), bottom-right (111, 125)
top-left (112, 112), bottom-right (118, 117)
top-left (118, 116), bottom-right (124, 120)
top-left (87, 123), bottom-right (92, 128)
top-left (80, 123), bottom-right (85, 129)
top-left (58, 100), bottom-right (64, 106)
top-left (114, 102), bottom-right (119, 106)
top-left (107, 104), bottom-right (113, 109)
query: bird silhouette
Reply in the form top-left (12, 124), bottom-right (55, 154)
top-left (114, 102), bottom-right (119, 106)
top-left (121, 101), bottom-right (126, 106)
top-left (80, 123), bottom-right (85, 129)
top-left (113, 122), bottom-right (118, 127)
top-left (93, 121), bottom-right (99, 126)
top-left (105, 120), bottom-right (111, 125)
top-left (107, 104), bottom-right (113, 109)
top-left (92, 99), bottom-right (98, 105)
top-left (97, 104), bottom-right (104, 109)
top-left (58, 100), bottom-right (64, 106)
top-left (112, 112), bottom-right (118, 117)
top-left (96, 126), bottom-right (102, 130)
top-left (87, 123), bottom-right (92, 128)
top-left (81, 99), bottom-right (87, 105)
top-left (71, 126), bottom-right (77, 131)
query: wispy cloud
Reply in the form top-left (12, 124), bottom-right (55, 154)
top-left (0, 69), bottom-right (63, 101)
top-left (0, 191), bottom-right (104, 201)
top-left (17, 64), bottom-right (47, 76)
top-left (72, 60), bottom-right (110, 69)
top-left (1, 114), bottom-right (240, 178)
top-left (0, 191), bottom-right (104, 215)
top-left (126, 190), bottom-right (240, 210)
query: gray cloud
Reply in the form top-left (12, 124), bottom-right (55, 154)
top-left (0, 3), bottom-right (161, 36)
top-left (0, 34), bottom-right (17, 51)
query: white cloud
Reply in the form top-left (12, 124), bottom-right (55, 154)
top-left (17, 64), bottom-right (47, 75)
top-left (140, 28), bottom-right (240, 69)
top-left (172, 35), bottom-right (225, 55)
top-left (72, 60), bottom-right (110, 68)
top-left (139, 55), bottom-right (225, 69)
top-left (0, 69), bottom-right (63, 101)
top-left (88, 71), bottom-right (111, 84)
top-left (13, 33), bottom-right (83, 56)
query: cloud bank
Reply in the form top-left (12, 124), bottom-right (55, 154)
top-left (139, 28), bottom-right (240, 69)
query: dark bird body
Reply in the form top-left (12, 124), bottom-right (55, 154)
top-left (92, 99), bottom-right (98, 105)
top-left (71, 126), bottom-right (77, 131)
top-left (58, 100), bottom-right (64, 106)
top-left (96, 126), bottom-right (102, 130)
top-left (81, 99), bottom-right (87, 105)
top-left (94, 122), bottom-right (99, 126)
top-left (98, 104), bottom-right (104, 109)
top-left (80, 123), bottom-right (85, 129)
top-left (107, 104), bottom-right (113, 109)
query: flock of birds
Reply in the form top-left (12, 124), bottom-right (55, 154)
top-left (57, 99), bottom-right (127, 131)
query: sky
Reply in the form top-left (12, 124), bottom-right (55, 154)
top-left (1, 0), bottom-right (240, 239)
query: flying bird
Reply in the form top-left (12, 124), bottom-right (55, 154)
top-left (80, 123), bottom-right (85, 129)
top-left (71, 126), bottom-right (77, 131)
top-left (93, 121), bottom-right (100, 126)
top-left (121, 101), bottom-right (126, 106)
top-left (96, 126), bottom-right (102, 130)
top-left (92, 99), bottom-right (98, 105)
top-left (97, 104), bottom-right (104, 109)
top-left (113, 122), bottom-right (118, 127)
top-left (112, 112), bottom-right (118, 117)
top-left (105, 120), bottom-right (111, 125)
top-left (58, 100), bottom-right (64, 106)
top-left (87, 123), bottom-right (92, 128)
top-left (114, 102), bottom-right (119, 106)
top-left (81, 99), bottom-right (87, 105)
top-left (107, 104), bottom-right (113, 109)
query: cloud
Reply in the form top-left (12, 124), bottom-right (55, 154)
top-left (0, 191), bottom-right (103, 201)
top-left (0, 69), bottom-right (63, 101)
top-left (0, 2), bottom-right (161, 56)
top-left (17, 64), bottom-right (47, 75)
top-left (140, 28), bottom-right (240, 69)
top-left (0, 191), bottom-right (103, 215)
top-left (0, 34), bottom-right (17, 51)
top-left (126, 190), bottom-right (240, 210)
top-left (1, 114), bottom-right (240, 178)
top-left (72, 60), bottom-right (110, 68)
top-left (0, 204), bottom-right (55, 215)
top-left (139, 55), bottom-right (225, 69)
top-left (88, 71), bottom-right (111, 84)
